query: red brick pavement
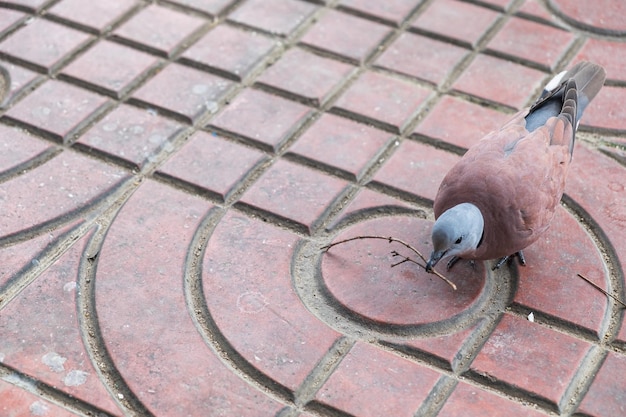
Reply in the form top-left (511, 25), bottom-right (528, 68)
top-left (0, 1), bottom-right (625, 416)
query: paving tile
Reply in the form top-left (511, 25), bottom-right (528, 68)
top-left (411, 0), bottom-right (500, 47)
top-left (94, 180), bottom-right (283, 415)
top-left (203, 211), bottom-right (341, 389)
top-left (332, 71), bottom-right (432, 133)
top-left (228, 0), bottom-right (317, 37)
top-left (0, 18), bottom-right (92, 72)
top-left (288, 113), bottom-right (391, 180)
top-left (61, 40), bottom-right (161, 98)
top-left (375, 32), bottom-right (468, 85)
top-left (480, 0), bottom-right (514, 10)
top-left (403, 327), bottom-right (476, 367)
top-left (440, 381), bottom-right (547, 417)
top-left (486, 17), bottom-right (575, 70)
top-left (0, 8), bottom-right (26, 36)
top-left (317, 342), bottom-right (440, 417)
top-left (47, 0), bottom-right (140, 33)
top-left (4, 80), bottom-right (110, 141)
top-left (515, 207), bottom-right (608, 334)
top-left (371, 140), bottom-right (460, 201)
top-left (256, 48), bottom-right (355, 106)
top-left (414, 95), bottom-right (511, 149)
top-left (0, 124), bottom-right (52, 173)
top-left (112, 4), bottom-right (207, 56)
top-left (239, 159), bottom-right (349, 233)
top-left (338, 0), bottom-right (422, 26)
top-left (471, 313), bottom-right (590, 403)
top-left (577, 352), bottom-right (626, 416)
top-left (452, 54), bottom-right (546, 109)
top-left (550, 0), bottom-right (626, 34)
top-left (574, 38), bottom-right (626, 83)
top-left (0, 380), bottom-right (78, 417)
top-left (162, 0), bottom-right (235, 17)
top-left (131, 63), bottom-right (235, 123)
top-left (1, 0), bottom-right (51, 11)
top-left (516, 0), bottom-right (562, 26)
top-left (0, 150), bottom-right (128, 238)
top-left (208, 88), bottom-right (312, 151)
top-left (581, 86), bottom-right (626, 132)
top-left (322, 216), bottom-right (485, 324)
top-left (181, 24), bottom-right (277, 81)
top-left (0, 60), bottom-right (41, 105)
top-left (0, 232), bottom-right (123, 415)
top-left (328, 187), bottom-right (417, 229)
top-left (76, 104), bottom-right (184, 168)
top-left (299, 9), bottom-right (391, 63)
top-left (156, 131), bottom-right (266, 200)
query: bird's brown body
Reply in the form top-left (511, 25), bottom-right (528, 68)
top-left (433, 111), bottom-right (572, 260)
top-left (430, 61), bottom-right (606, 265)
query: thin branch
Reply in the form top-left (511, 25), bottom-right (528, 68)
top-left (321, 235), bottom-right (457, 290)
top-left (577, 273), bottom-right (626, 309)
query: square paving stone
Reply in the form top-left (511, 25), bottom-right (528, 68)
top-left (375, 32), bottom-right (469, 85)
top-left (0, 9), bottom-right (26, 36)
top-left (574, 38), bottom-right (626, 82)
top-left (46, 0), bottom-right (140, 33)
top-left (332, 71), bottom-right (432, 133)
top-left (208, 88), bottom-right (312, 152)
top-left (162, 0), bottom-right (236, 16)
top-left (414, 95), bottom-right (511, 149)
top-left (371, 139), bottom-right (460, 201)
top-left (471, 314), bottom-right (590, 404)
top-left (452, 54), bottom-right (546, 109)
top-left (0, 18), bottom-right (92, 72)
top-left (131, 63), bottom-right (235, 123)
top-left (61, 40), bottom-right (161, 98)
top-left (156, 131), bottom-right (267, 201)
top-left (581, 86), bottom-right (626, 131)
top-left (228, 0), bottom-right (317, 37)
top-left (238, 159), bottom-right (349, 233)
top-left (76, 104), bottom-right (184, 168)
top-left (486, 17), bottom-right (575, 70)
top-left (256, 48), bottom-right (355, 106)
top-left (299, 9), bottom-right (391, 63)
top-left (316, 342), bottom-right (440, 417)
top-left (4, 80), bottom-right (110, 142)
top-left (1, 0), bottom-right (52, 11)
top-left (0, 381), bottom-right (81, 417)
top-left (577, 352), bottom-right (626, 416)
top-left (411, 0), bottom-right (500, 47)
top-left (287, 113), bottom-right (392, 180)
top-left (440, 381), bottom-right (547, 417)
top-left (180, 24), bottom-right (277, 81)
top-left (112, 4), bottom-right (207, 57)
top-left (338, 0), bottom-right (422, 26)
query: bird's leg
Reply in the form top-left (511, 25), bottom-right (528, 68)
top-left (446, 256), bottom-right (461, 270)
top-left (492, 251), bottom-right (526, 270)
top-left (446, 257), bottom-right (476, 271)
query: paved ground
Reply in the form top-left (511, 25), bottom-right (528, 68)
top-left (0, 0), bottom-right (625, 416)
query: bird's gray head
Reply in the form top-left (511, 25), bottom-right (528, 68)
top-left (426, 203), bottom-right (484, 271)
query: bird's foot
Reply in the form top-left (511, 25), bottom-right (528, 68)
top-left (492, 251), bottom-right (526, 270)
top-left (446, 257), bottom-right (476, 271)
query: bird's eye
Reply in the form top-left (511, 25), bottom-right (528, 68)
top-left (455, 237), bottom-right (463, 244)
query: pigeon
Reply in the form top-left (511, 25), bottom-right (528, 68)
top-left (425, 61), bottom-right (606, 272)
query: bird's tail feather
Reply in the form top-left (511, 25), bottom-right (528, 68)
top-left (525, 61), bottom-right (605, 133)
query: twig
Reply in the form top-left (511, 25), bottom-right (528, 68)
top-left (321, 235), bottom-right (457, 290)
top-left (577, 273), bottom-right (626, 309)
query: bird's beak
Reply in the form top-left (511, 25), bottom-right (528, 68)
top-left (426, 250), bottom-right (445, 272)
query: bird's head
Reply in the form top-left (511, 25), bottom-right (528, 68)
top-left (426, 203), bottom-right (484, 272)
